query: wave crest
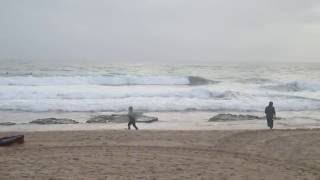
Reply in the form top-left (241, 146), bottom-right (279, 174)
top-left (0, 75), bottom-right (214, 86)
top-left (263, 81), bottom-right (320, 92)
top-left (188, 76), bottom-right (218, 85)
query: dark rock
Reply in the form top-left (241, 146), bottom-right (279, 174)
top-left (209, 114), bottom-right (263, 122)
top-left (86, 113), bottom-right (158, 124)
top-left (30, 118), bottom-right (79, 124)
top-left (188, 76), bottom-right (218, 85)
top-left (185, 108), bottom-right (197, 111)
top-left (86, 115), bottom-right (113, 123)
top-left (136, 115), bottom-right (158, 123)
top-left (0, 122), bottom-right (16, 126)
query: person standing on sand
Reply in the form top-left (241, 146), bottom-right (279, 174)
top-left (265, 101), bottom-right (276, 129)
top-left (128, 106), bottom-right (138, 130)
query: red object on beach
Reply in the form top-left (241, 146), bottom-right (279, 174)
top-left (0, 135), bottom-right (24, 146)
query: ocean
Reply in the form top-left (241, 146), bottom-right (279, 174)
top-left (0, 62), bottom-right (320, 131)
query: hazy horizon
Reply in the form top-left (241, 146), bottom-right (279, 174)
top-left (1, 0), bottom-right (320, 64)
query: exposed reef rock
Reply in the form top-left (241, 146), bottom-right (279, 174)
top-left (30, 118), bottom-right (79, 124)
top-left (87, 113), bottom-right (158, 124)
top-left (0, 122), bottom-right (16, 126)
top-left (209, 114), bottom-right (282, 122)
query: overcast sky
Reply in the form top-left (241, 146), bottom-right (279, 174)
top-left (0, 0), bottom-right (320, 64)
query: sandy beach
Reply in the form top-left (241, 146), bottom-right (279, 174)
top-left (1, 129), bottom-right (319, 180)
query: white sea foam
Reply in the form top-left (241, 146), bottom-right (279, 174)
top-left (0, 64), bottom-right (320, 113)
top-left (0, 85), bottom-right (228, 100)
top-left (0, 84), bottom-right (319, 112)
top-left (264, 80), bottom-right (320, 92)
top-left (1, 96), bottom-right (319, 112)
top-left (0, 75), bottom-right (213, 86)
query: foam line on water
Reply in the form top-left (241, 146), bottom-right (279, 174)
top-left (0, 75), bottom-right (214, 86)
top-left (1, 96), bottom-right (320, 112)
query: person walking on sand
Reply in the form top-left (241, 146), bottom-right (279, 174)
top-left (128, 106), bottom-right (138, 130)
top-left (265, 101), bottom-right (276, 129)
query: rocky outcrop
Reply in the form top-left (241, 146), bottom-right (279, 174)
top-left (86, 113), bottom-right (158, 124)
top-left (0, 122), bottom-right (16, 126)
top-left (209, 114), bottom-right (263, 122)
top-left (188, 76), bottom-right (218, 85)
top-left (209, 113), bottom-right (283, 122)
top-left (30, 118), bottom-right (79, 124)
top-left (136, 115), bottom-right (158, 123)
top-left (86, 115), bottom-right (112, 123)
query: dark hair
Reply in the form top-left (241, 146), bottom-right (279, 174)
top-left (269, 101), bottom-right (273, 106)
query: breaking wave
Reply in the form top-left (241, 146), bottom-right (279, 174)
top-left (1, 96), bottom-right (320, 112)
top-left (263, 81), bottom-right (320, 92)
top-left (0, 86), bottom-right (239, 100)
top-left (0, 75), bottom-right (214, 86)
top-left (0, 84), bottom-right (320, 112)
top-left (0, 69), bottom-right (319, 113)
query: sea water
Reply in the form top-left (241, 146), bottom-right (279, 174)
top-left (0, 61), bottom-right (319, 131)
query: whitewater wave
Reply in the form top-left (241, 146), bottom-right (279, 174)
top-left (0, 85), bottom-right (319, 112)
top-left (1, 96), bottom-right (320, 112)
top-left (263, 81), bottom-right (320, 92)
top-left (239, 78), bottom-right (272, 84)
top-left (0, 75), bottom-right (214, 86)
top-left (0, 86), bottom-right (238, 100)
top-left (1, 70), bottom-right (319, 113)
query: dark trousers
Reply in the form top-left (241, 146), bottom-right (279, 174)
top-left (128, 120), bottom-right (138, 130)
top-left (267, 116), bottom-right (273, 129)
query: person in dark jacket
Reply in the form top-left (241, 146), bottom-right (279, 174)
top-left (128, 106), bottom-right (138, 130)
top-left (265, 101), bottom-right (276, 129)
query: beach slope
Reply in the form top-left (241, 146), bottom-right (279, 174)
top-left (0, 129), bottom-right (319, 180)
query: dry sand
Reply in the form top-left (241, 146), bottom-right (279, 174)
top-left (1, 129), bottom-right (320, 180)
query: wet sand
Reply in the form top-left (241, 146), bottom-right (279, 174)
top-left (0, 129), bottom-right (320, 180)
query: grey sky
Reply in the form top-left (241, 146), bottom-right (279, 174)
top-left (0, 0), bottom-right (320, 64)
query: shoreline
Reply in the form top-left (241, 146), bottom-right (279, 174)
top-left (1, 111), bottom-right (320, 132)
top-left (1, 124), bottom-right (320, 133)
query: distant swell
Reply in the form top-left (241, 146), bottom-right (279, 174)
top-left (263, 81), bottom-right (320, 92)
top-left (0, 75), bottom-right (214, 86)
